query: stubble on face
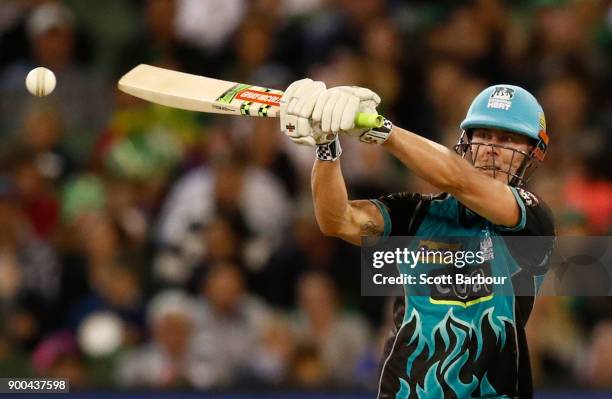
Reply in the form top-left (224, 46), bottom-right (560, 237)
top-left (470, 128), bottom-right (533, 183)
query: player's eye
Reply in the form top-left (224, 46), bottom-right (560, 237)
top-left (473, 131), bottom-right (490, 140)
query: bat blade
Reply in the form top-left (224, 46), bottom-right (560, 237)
top-left (117, 64), bottom-right (282, 117)
top-left (117, 64), bottom-right (383, 128)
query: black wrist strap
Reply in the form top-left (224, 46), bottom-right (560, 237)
top-left (316, 136), bottom-right (342, 161)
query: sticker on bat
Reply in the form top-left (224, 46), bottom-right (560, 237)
top-left (235, 89), bottom-right (282, 106)
top-left (217, 83), bottom-right (251, 104)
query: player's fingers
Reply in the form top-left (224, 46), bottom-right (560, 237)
top-left (331, 92), bottom-right (350, 132)
top-left (313, 90), bottom-right (330, 123)
top-left (340, 95), bottom-right (360, 131)
top-left (321, 90), bottom-right (340, 132)
top-left (296, 81), bottom-right (325, 118)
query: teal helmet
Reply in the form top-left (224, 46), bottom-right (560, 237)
top-left (455, 84), bottom-right (549, 186)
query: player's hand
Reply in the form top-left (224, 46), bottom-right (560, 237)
top-left (312, 86), bottom-right (381, 138)
top-left (280, 78), bottom-right (329, 146)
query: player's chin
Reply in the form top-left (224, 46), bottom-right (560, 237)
top-left (474, 166), bottom-right (493, 175)
top-left (476, 167), bottom-right (506, 181)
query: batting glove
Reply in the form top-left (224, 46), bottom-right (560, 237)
top-left (312, 86), bottom-right (393, 144)
top-left (280, 78), bottom-right (331, 146)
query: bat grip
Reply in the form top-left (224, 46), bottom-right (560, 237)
top-left (354, 113), bottom-right (384, 128)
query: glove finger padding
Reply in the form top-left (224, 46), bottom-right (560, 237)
top-left (280, 79), bottom-right (311, 136)
top-left (340, 95), bottom-right (360, 131)
top-left (296, 81), bottom-right (326, 118)
top-left (352, 87), bottom-right (381, 104)
top-left (297, 116), bottom-right (315, 142)
top-left (321, 88), bottom-right (343, 132)
top-left (281, 79), bottom-right (310, 105)
top-left (317, 86), bottom-right (381, 133)
top-left (312, 89), bottom-right (330, 124)
top-left (281, 78), bottom-right (332, 146)
top-left (346, 87), bottom-right (380, 122)
top-left (285, 79), bottom-right (314, 114)
top-left (331, 91), bottom-right (351, 133)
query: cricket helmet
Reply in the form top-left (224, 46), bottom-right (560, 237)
top-left (455, 84), bottom-right (549, 187)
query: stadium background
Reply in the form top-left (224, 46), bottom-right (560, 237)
top-left (0, 0), bottom-right (610, 396)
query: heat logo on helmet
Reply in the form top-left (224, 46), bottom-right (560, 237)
top-left (487, 86), bottom-right (515, 111)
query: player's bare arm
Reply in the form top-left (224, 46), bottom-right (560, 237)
top-left (279, 81), bottom-right (386, 246)
top-left (311, 160), bottom-right (384, 246)
top-left (382, 126), bottom-right (521, 227)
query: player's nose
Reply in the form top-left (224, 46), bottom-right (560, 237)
top-left (483, 142), bottom-right (501, 157)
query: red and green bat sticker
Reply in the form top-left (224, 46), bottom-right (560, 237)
top-left (217, 83), bottom-right (282, 106)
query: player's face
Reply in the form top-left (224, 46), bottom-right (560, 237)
top-left (470, 128), bottom-right (533, 183)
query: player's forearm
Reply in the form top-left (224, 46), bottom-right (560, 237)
top-left (382, 127), bottom-right (469, 193)
top-left (311, 160), bottom-right (352, 237)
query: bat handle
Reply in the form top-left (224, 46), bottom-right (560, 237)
top-left (354, 113), bottom-right (384, 128)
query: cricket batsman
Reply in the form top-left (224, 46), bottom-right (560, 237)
top-left (280, 81), bottom-right (555, 398)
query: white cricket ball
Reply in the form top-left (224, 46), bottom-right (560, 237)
top-left (78, 311), bottom-right (124, 357)
top-left (25, 67), bottom-right (56, 97)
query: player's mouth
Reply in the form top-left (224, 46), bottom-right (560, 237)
top-left (475, 165), bottom-right (506, 178)
top-left (476, 164), bottom-right (503, 172)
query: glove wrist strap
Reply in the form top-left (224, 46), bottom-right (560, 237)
top-left (359, 117), bottom-right (394, 145)
top-left (316, 136), bottom-right (342, 161)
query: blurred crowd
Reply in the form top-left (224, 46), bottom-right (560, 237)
top-left (0, 0), bottom-right (611, 392)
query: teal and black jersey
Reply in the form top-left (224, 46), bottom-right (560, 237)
top-left (373, 188), bottom-right (555, 399)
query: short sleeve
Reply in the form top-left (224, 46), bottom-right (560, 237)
top-left (369, 192), bottom-right (432, 237)
top-left (497, 187), bottom-right (555, 236)
top-left (498, 188), bottom-right (556, 271)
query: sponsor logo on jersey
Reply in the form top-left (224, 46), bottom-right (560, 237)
top-left (429, 262), bottom-right (494, 306)
top-left (487, 86), bottom-right (515, 110)
top-left (517, 188), bottom-right (539, 207)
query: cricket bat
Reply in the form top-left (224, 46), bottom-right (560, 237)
top-left (117, 64), bottom-right (383, 128)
